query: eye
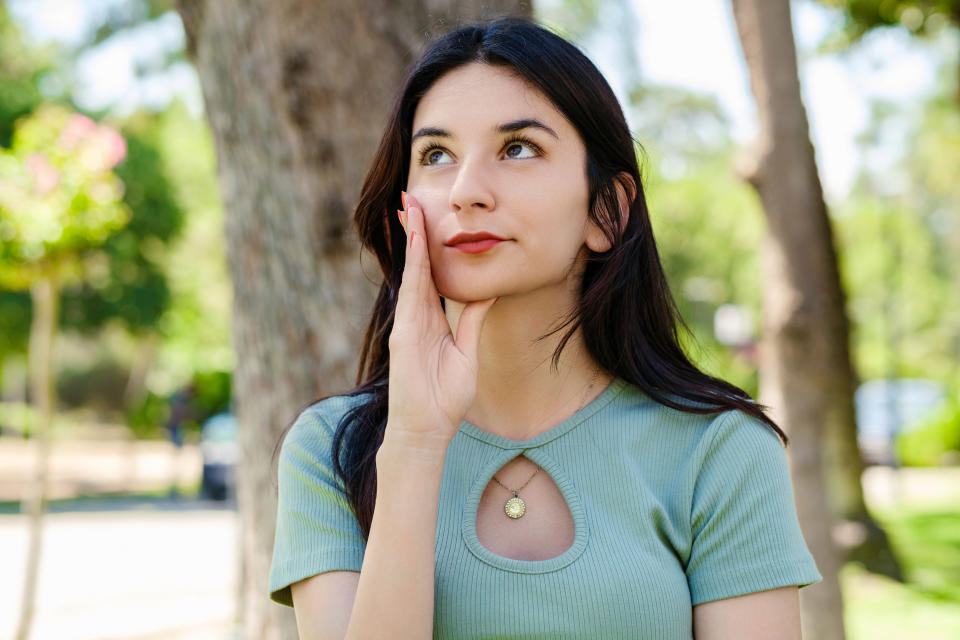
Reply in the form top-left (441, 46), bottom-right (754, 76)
top-left (418, 145), bottom-right (453, 166)
top-left (503, 137), bottom-right (541, 160)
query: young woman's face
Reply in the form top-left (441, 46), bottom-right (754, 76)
top-left (405, 62), bottom-right (608, 304)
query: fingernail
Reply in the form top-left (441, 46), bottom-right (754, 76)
top-left (401, 191), bottom-right (408, 210)
top-left (396, 209), bottom-right (404, 224)
top-left (409, 231), bottom-right (415, 249)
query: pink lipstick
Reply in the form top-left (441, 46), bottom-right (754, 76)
top-left (444, 231), bottom-right (507, 254)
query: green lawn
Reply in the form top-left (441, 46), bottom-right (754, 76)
top-left (844, 491), bottom-right (960, 639)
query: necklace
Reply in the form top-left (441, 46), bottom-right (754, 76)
top-left (490, 365), bottom-right (603, 519)
top-left (493, 466), bottom-right (541, 519)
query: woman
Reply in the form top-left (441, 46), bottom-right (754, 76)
top-left (269, 17), bottom-right (821, 639)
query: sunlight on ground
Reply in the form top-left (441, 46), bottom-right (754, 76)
top-left (844, 467), bottom-right (960, 640)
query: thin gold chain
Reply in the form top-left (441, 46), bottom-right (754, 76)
top-left (491, 365), bottom-right (602, 495)
top-left (492, 466), bottom-right (540, 497)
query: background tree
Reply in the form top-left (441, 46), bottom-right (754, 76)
top-left (0, 3), bottom-right (51, 377)
top-left (175, 1), bottom-right (531, 637)
top-left (730, 0), bottom-right (860, 637)
top-left (0, 2), bottom-right (189, 416)
top-left (0, 103), bottom-right (128, 640)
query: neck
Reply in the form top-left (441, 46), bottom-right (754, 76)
top-left (444, 290), bottom-right (613, 442)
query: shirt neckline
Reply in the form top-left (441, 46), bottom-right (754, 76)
top-left (457, 376), bottom-right (628, 450)
top-left (460, 447), bottom-right (590, 573)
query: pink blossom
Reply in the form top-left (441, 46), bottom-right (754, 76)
top-left (79, 126), bottom-right (127, 172)
top-left (26, 152), bottom-right (61, 195)
top-left (99, 126), bottom-right (127, 168)
top-left (58, 114), bottom-right (97, 150)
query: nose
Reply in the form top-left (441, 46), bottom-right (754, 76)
top-left (448, 156), bottom-right (495, 214)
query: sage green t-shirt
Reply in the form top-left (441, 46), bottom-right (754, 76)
top-left (269, 377), bottom-right (821, 638)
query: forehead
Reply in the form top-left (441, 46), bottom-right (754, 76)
top-left (412, 63), bottom-right (570, 133)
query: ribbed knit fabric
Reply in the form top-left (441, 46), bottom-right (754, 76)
top-left (269, 377), bottom-right (822, 639)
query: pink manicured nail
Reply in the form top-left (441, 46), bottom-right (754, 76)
top-left (396, 209), bottom-right (403, 224)
top-left (401, 191), bottom-right (408, 210)
top-left (409, 231), bottom-right (415, 249)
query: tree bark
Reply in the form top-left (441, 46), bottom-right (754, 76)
top-left (176, 1), bottom-right (531, 638)
top-left (16, 271), bottom-right (59, 640)
top-left (728, 1), bottom-right (882, 638)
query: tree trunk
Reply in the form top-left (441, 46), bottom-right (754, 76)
top-left (16, 271), bottom-right (59, 640)
top-left (176, 2), bottom-right (531, 638)
top-left (728, 1), bottom-right (876, 638)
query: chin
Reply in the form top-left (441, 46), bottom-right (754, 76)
top-left (434, 275), bottom-right (503, 304)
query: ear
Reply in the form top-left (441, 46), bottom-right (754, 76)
top-left (585, 172), bottom-right (636, 253)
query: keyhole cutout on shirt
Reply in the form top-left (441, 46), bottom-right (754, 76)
top-left (475, 454), bottom-right (576, 561)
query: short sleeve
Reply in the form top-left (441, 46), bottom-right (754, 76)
top-left (685, 410), bottom-right (822, 605)
top-left (268, 400), bottom-right (366, 607)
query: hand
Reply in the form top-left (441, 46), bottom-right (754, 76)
top-left (386, 192), bottom-right (498, 449)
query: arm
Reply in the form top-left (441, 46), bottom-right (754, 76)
top-left (289, 194), bottom-right (497, 640)
top-left (693, 586), bottom-right (801, 640)
top-left (290, 436), bottom-right (448, 640)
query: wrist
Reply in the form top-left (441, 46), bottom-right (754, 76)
top-left (377, 428), bottom-right (452, 469)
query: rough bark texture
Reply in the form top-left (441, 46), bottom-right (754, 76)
top-left (175, 1), bottom-right (531, 638)
top-left (729, 1), bottom-right (868, 638)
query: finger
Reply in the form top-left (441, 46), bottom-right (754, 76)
top-left (396, 197), bottom-right (440, 318)
top-left (454, 296), bottom-right (499, 364)
top-left (403, 195), bottom-right (438, 299)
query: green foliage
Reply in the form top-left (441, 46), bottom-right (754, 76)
top-left (834, 195), bottom-right (957, 381)
top-left (125, 390), bottom-right (167, 438)
top-left (124, 369), bottom-right (231, 439)
top-left (843, 471), bottom-right (960, 638)
top-left (0, 6), bottom-right (54, 357)
top-left (143, 100), bottom-right (233, 388)
top-left (0, 400), bottom-right (35, 437)
top-left (646, 154), bottom-right (766, 395)
top-left (835, 82), bottom-right (959, 400)
top-left (0, 103), bottom-right (130, 288)
top-left (626, 84), bottom-right (766, 395)
top-left (60, 110), bottom-right (186, 334)
top-left (896, 396), bottom-right (960, 465)
top-left (535, 0), bottom-right (605, 40)
top-left (0, 4), bottom-right (52, 148)
top-left (814, 0), bottom-right (960, 45)
top-left (191, 370), bottom-right (232, 416)
top-left (0, 289), bottom-right (30, 355)
top-left (57, 357), bottom-right (130, 412)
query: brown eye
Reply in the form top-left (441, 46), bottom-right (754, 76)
top-left (419, 146), bottom-right (453, 166)
top-left (504, 140), bottom-right (538, 159)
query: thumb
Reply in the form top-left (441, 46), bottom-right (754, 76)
top-left (454, 296), bottom-right (499, 365)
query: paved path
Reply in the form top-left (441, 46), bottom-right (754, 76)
top-left (0, 500), bottom-right (239, 640)
top-left (0, 439), bottom-right (201, 502)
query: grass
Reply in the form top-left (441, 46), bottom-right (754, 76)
top-left (843, 487), bottom-right (960, 639)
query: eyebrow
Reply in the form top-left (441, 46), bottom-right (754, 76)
top-left (410, 118), bottom-right (560, 143)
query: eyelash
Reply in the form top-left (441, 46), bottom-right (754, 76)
top-left (415, 134), bottom-right (544, 166)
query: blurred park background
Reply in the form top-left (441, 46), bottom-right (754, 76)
top-left (0, 0), bottom-right (958, 638)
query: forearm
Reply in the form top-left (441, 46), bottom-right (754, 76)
top-left (344, 430), bottom-right (449, 640)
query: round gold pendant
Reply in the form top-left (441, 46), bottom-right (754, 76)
top-left (504, 496), bottom-right (526, 519)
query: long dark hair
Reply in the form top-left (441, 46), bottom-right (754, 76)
top-left (276, 17), bottom-right (786, 539)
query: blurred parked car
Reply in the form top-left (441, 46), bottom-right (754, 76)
top-left (855, 378), bottom-right (946, 466)
top-left (200, 412), bottom-right (239, 501)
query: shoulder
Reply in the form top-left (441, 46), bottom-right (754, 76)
top-left (282, 391), bottom-right (375, 454)
top-left (609, 381), bottom-right (785, 479)
top-left (608, 380), bottom-right (778, 450)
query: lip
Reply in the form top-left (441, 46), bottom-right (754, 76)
top-left (444, 231), bottom-right (508, 254)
